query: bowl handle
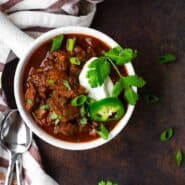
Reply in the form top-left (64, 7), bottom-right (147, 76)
top-left (0, 12), bottom-right (34, 59)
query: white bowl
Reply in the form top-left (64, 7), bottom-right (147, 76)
top-left (13, 26), bottom-right (136, 150)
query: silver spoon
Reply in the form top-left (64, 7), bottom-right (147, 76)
top-left (0, 109), bottom-right (32, 185)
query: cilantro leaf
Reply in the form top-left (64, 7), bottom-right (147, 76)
top-left (112, 78), bottom-right (126, 97)
top-left (112, 75), bottom-right (145, 99)
top-left (98, 180), bottom-right (118, 185)
top-left (123, 75), bottom-right (146, 87)
top-left (124, 88), bottom-right (138, 105)
top-left (86, 57), bottom-right (111, 88)
top-left (96, 124), bottom-right (109, 140)
top-left (159, 54), bottom-right (176, 64)
top-left (105, 46), bottom-right (137, 65)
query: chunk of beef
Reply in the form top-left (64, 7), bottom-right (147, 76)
top-left (25, 82), bottom-right (36, 111)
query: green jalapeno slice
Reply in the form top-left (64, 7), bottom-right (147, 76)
top-left (89, 97), bottom-right (125, 122)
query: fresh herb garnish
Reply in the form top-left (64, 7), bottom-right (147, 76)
top-left (50, 112), bottom-right (62, 125)
top-left (144, 94), bottom-right (160, 103)
top-left (26, 99), bottom-right (33, 105)
top-left (124, 87), bottom-right (139, 105)
top-left (63, 80), bottom-right (71, 91)
top-left (48, 79), bottom-right (55, 84)
top-left (80, 105), bottom-right (86, 117)
top-left (105, 46), bottom-right (137, 65)
top-left (67, 38), bottom-right (76, 52)
top-left (71, 95), bottom-right (87, 106)
top-left (98, 180), bottom-right (118, 185)
top-left (123, 75), bottom-right (146, 87)
top-left (80, 117), bottom-right (88, 126)
top-left (96, 123), bottom-right (109, 140)
top-left (160, 128), bottom-right (174, 142)
top-left (111, 76), bottom-right (145, 105)
top-left (55, 118), bottom-right (60, 125)
top-left (70, 57), bottom-right (80, 65)
top-left (86, 57), bottom-right (111, 88)
top-left (51, 35), bottom-right (64, 52)
top-left (159, 54), bottom-right (176, 64)
top-left (40, 104), bottom-right (50, 110)
top-left (175, 149), bottom-right (184, 167)
top-left (50, 112), bottom-right (58, 120)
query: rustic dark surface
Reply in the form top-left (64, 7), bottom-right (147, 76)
top-left (3, 0), bottom-right (185, 184)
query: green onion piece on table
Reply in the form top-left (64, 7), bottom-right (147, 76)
top-left (159, 54), bottom-right (176, 64)
top-left (144, 94), bottom-right (160, 103)
top-left (160, 128), bottom-right (174, 142)
top-left (175, 149), bottom-right (184, 167)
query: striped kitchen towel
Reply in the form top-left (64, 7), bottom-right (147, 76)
top-left (0, 0), bottom-right (103, 184)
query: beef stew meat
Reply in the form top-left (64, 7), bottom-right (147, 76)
top-left (24, 34), bottom-right (127, 143)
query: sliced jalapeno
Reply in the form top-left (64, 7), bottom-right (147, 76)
top-left (89, 97), bottom-right (125, 122)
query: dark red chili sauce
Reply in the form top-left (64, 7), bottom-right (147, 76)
top-left (23, 34), bottom-right (127, 143)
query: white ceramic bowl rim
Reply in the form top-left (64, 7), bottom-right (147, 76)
top-left (14, 26), bottom-right (136, 150)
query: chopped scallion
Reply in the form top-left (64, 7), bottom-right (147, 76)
top-left (67, 38), bottom-right (76, 52)
top-left (50, 112), bottom-right (58, 120)
top-left (144, 94), bottom-right (160, 103)
top-left (70, 57), bottom-right (80, 65)
top-left (51, 35), bottom-right (64, 52)
top-left (71, 95), bottom-right (87, 107)
top-left (26, 99), bottom-right (33, 105)
top-left (63, 80), bottom-right (71, 91)
top-left (159, 54), bottom-right (176, 64)
top-left (175, 149), bottom-right (184, 167)
top-left (80, 117), bottom-right (88, 126)
top-left (40, 104), bottom-right (50, 110)
top-left (48, 79), bottom-right (55, 84)
top-left (160, 128), bottom-right (174, 142)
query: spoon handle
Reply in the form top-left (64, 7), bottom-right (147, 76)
top-left (16, 154), bottom-right (24, 185)
top-left (5, 152), bottom-right (17, 185)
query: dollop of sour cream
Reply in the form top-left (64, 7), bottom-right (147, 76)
top-left (79, 57), bottom-right (113, 100)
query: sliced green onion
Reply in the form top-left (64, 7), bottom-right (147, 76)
top-left (51, 35), bottom-right (64, 52)
top-left (26, 99), bottom-right (33, 105)
top-left (159, 54), bottom-right (176, 64)
top-left (71, 95), bottom-right (87, 106)
top-left (144, 94), bottom-right (160, 103)
top-left (50, 112), bottom-right (58, 120)
top-left (63, 80), bottom-right (71, 91)
top-left (67, 38), bottom-right (76, 52)
top-left (40, 104), bottom-right (50, 110)
top-left (70, 57), bottom-right (80, 65)
top-left (55, 118), bottom-right (60, 125)
top-left (48, 79), bottom-right (55, 84)
top-left (160, 128), bottom-right (174, 142)
top-left (80, 117), bottom-right (88, 126)
top-left (96, 124), bottom-right (109, 140)
top-left (175, 149), bottom-right (184, 167)
top-left (80, 105), bottom-right (86, 117)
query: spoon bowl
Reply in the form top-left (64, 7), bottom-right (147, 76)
top-left (0, 109), bottom-right (32, 185)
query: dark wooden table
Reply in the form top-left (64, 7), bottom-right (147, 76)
top-left (3, 0), bottom-right (185, 184)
